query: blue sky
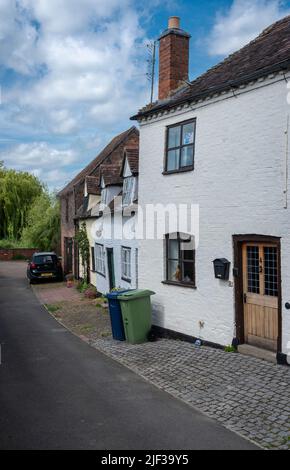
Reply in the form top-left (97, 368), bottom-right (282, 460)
top-left (1, 0), bottom-right (290, 190)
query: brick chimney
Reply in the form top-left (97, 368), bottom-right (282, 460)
top-left (158, 17), bottom-right (191, 100)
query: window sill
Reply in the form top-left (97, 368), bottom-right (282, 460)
top-left (162, 280), bottom-right (197, 289)
top-left (162, 165), bottom-right (194, 176)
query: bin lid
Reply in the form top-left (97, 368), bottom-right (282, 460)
top-left (117, 289), bottom-right (155, 301)
top-left (106, 289), bottom-right (132, 299)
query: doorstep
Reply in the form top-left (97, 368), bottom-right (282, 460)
top-left (238, 344), bottom-right (277, 364)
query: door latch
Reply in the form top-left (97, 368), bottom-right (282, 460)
top-left (243, 293), bottom-right (247, 304)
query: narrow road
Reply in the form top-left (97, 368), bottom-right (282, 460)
top-left (0, 262), bottom-right (256, 450)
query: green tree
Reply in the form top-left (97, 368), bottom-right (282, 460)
top-left (74, 222), bottom-right (90, 283)
top-left (0, 164), bottom-right (43, 240)
top-left (21, 192), bottom-right (61, 252)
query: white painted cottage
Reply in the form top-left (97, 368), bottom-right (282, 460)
top-left (72, 127), bottom-right (139, 288)
top-left (90, 147), bottom-right (139, 294)
top-left (131, 16), bottom-right (290, 364)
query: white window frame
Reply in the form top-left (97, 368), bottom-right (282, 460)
top-left (101, 188), bottom-right (107, 205)
top-left (95, 244), bottom-right (106, 276)
top-left (122, 177), bottom-right (134, 206)
top-left (121, 246), bottom-right (131, 282)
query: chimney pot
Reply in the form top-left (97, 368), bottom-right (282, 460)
top-left (168, 16), bottom-right (180, 29)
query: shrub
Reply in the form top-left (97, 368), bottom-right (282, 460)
top-left (224, 345), bottom-right (237, 353)
top-left (12, 254), bottom-right (27, 261)
top-left (0, 239), bottom-right (27, 249)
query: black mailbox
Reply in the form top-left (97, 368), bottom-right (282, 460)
top-left (213, 259), bottom-right (230, 281)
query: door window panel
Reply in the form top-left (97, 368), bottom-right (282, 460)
top-left (247, 246), bottom-right (260, 294)
top-left (264, 247), bottom-right (278, 297)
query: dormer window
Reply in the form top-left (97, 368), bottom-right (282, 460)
top-left (101, 188), bottom-right (107, 205)
top-left (100, 176), bottom-right (107, 205)
top-left (123, 177), bottom-right (134, 206)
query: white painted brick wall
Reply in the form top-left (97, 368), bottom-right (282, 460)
top-left (138, 75), bottom-right (290, 355)
top-left (90, 215), bottom-right (139, 294)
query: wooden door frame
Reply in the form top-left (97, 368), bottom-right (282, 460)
top-left (107, 248), bottom-right (115, 291)
top-left (233, 234), bottom-right (282, 353)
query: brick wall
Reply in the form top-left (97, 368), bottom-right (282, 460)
top-left (60, 189), bottom-right (76, 274)
top-left (0, 248), bottom-right (37, 261)
top-left (59, 128), bottom-right (139, 278)
top-left (158, 31), bottom-right (190, 100)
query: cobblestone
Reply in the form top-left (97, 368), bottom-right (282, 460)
top-left (91, 337), bottom-right (290, 450)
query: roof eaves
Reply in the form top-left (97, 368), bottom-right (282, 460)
top-left (131, 59), bottom-right (290, 121)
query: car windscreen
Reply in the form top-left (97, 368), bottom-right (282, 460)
top-left (34, 255), bottom-right (56, 265)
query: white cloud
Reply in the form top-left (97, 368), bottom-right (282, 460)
top-left (0, 142), bottom-right (78, 189)
top-left (208, 0), bottom-right (290, 56)
top-left (22, 0), bottom-right (129, 35)
top-left (2, 1), bottom-right (148, 114)
top-left (0, 0), bottom-right (152, 188)
top-left (0, 0), bottom-right (39, 75)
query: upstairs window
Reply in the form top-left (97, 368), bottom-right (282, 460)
top-left (165, 119), bottom-right (196, 173)
top-left (123, 177), bottom-right (134, 206)
top-left (101, 188), bottom-right (107, 205)
top-left (165, 234), bottom-right (196, 287)
top-left (95, 244), bottom-right (105, 276)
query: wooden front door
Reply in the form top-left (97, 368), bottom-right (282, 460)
top-left (242, 242), bottom-right (279, 352)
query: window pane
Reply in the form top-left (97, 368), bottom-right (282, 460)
top-left (101, 189), bottom-right (107, 205)
top-left (168, 260), bottom-right (181, 282)
top-left (122, 248), bottom-right (131, 279)
top-left (168, 126), bottom-right (181, 149)
top-left (264, 247), bottom-right (278, 297)
top-left (247, 246), bottom-right (260, 294)
top-left (182, 261), bottom-right (194, 283)
top-left (182, 122), bottom-right (195, 145)
top-left (168, 239), bottom-right (179, 259)
top-left (96, 245), bottom-right (105, 275)
top-left (167, 149), bottom-right (179, 171)
top-left (34, 255), bottom-right (54, 264)
top-left (180, 145), bottom-right (194, 167)
top-left (183, 248), bottom-right (194, 261)
top-left (123, 177), bottom-right (134, 205)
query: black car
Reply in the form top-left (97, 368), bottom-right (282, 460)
top-left (27, 252), bottom-right (63, 283)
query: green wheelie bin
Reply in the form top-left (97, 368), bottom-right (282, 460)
top-left (117, 290), bottom-right (155, 344)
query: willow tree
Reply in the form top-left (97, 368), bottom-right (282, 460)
top-left (0, 165), bottom-right (43, 240)
top-left (21, 193), bottom-right (61, 252)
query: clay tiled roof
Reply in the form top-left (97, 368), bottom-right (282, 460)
top-left (100, 164), bottom-right (123, 187)
top-left (132, 15), bottom-right (290, 120)
top-left (85, 176), bottom-right (99, 195)
top-left (58, 126), bottom-right (138, 195)
top-left (123, 148), bottom-right (139, 176)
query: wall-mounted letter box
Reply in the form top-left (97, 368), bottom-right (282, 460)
top-left (213, 259), bottom-right (230, 281)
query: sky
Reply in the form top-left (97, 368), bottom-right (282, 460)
top-left (1, 0), bottom-right (290, 191)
